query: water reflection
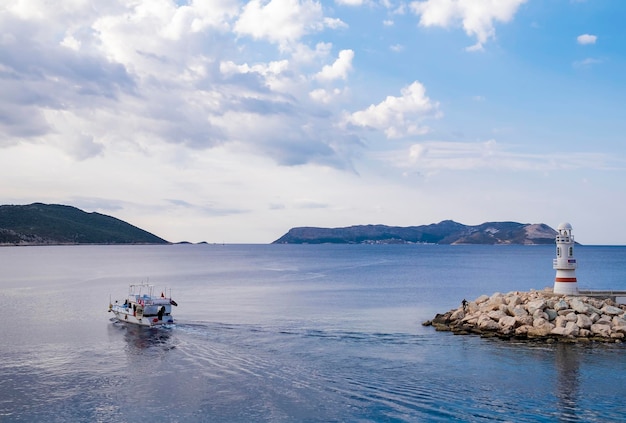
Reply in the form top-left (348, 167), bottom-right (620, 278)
top-left (127, 326), bottom-right (173, 351)
top-left (487, 339), bottom-right (586, 422)
top-left (555, 343), bottom-right (581, 423)
top-left (108, 321), bottom-right (175, 355)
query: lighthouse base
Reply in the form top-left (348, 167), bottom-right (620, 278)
top-left (553, 280), bottom-right (579, 295)
top-left (553, 267), bottom-right (579, 295)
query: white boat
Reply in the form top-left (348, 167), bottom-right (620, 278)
top-left (109, 283), bottom-right (178, 327)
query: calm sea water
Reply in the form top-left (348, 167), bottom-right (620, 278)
top-left (1, 244), bottom-right (625, 422)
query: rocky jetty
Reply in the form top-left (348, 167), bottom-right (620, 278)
top-left (423, 290), bottom-right (626, 343)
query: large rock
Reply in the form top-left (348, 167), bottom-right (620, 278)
top-left (450, 309), bottom-right (465, 321)
top-left (614, 325), bottom-right (626, 335)
top-left (499, 316), bottom-right (517, 329)
top-left (576, 314), bottom-right (593, 329)
top-left (490, 292), bottom-right (505, 302)
top-left (563, 322), bottom-right (580, 337)
top-left (590, 324), bottom-right (611, 337)
top-left (488, 310), bottom-right (507, 321)
top-left (462, 312), bottom-right (480, 324)
top-left (554, 300), bottom-right (569, 312)
top-left (510, 305), bottom-right (528, 318)
top-left (527, 324), bottom-right (554, 337)
top-left (570, 298), bottom-right (589, 314)
top-left (478, 314), bottom-right (500, 331)
top-left (588, 298), bottom-right (606, 310)
top-left (612, 316), bottom-right (626, 328)
top-left (602, 305), bottom-right (623, 316)
top-left (533, 317), bottom-right (550, 328)
top-left (483, 294), bottom-right (506, 311)
top-left (554, 316), bottom-right (567, 328)
top-left (545, 309), bottom-right (558, 321)
top-left (517, 315), bottom-right (534, 327)
top-left (529, 318), bottom-right (555, 337)
top-left (474, 295), bottom-right (490, 304)
top-left (527, 299), bottom-right (547, 315)
top-left (507, 295), bottom-right (522, 306)
top-left (431, 313), bottom-right (452, 325)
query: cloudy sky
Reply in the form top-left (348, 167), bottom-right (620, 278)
top-left (1, 0), bottom-right (625, 244)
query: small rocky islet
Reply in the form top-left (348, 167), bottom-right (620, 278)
top-left (423, 289), bottom-right (626, 343)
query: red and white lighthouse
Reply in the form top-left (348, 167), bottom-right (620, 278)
top-left (553, 222), bottom-right (579, 295)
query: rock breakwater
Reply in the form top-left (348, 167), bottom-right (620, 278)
top-left (423, 290), bottom-right (626, 343)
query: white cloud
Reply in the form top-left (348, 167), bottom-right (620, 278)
top-left (309, 87), bottom-right (338, 103)
top-left (291, 42), bottom-right (333, 65)
top-left (234, 0), bottom-right (343, 49)
top-left (314, 49), bottom-right (354, 81)
top-left (573, 57), bottom-right (602, 68)
top-left (406, 139), bottom-right (500, 171)
top-left (60, 34), bottom-right (81, 51)
top-left (345, 81), bottom-right (441, 138)
top-left (335, 0), bottom-right (365, 5)
top-left (324, 17), bottom-right (348, 30)
top-left (174, 0), bottom-right (239, 34)
top-left (577, 33), bottom-right (597, 45)
top-left (387, 140), bottom-right (621, 173)
top-left (410, 0), bottom-right (527, 51)
top-left (0, 0), bottom-right (362, 168)
top-left (220, 59), bottom-right (291, 91)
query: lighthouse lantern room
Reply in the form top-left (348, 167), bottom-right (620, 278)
top-left (553, 222), bottom-right (579, 295)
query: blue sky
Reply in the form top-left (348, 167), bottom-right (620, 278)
top-left (1, 0), bottom-right (625, 244)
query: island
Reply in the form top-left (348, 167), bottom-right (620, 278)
top-left (0, 203), bottom-right (169, 245)
top-left (273, 221), bottom-right (558, 245)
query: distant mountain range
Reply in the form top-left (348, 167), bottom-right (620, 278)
top-left (272, 221), bottom-right (558, 245)
top-left (1, 203), bottom-right (560, 246)
top-left (0, 203), bottom-right (168, 245)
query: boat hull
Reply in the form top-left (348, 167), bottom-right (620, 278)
top-left (110, 307), bottom-right (174, 327)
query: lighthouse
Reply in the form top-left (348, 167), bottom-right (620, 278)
top-left (553, 222), bottom-right (578, 295)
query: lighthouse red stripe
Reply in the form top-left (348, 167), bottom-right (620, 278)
top-left (555, 277), bottom-right (577, 282)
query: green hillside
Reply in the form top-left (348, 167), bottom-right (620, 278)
top-left (0, 203), bottom-right (168, 245)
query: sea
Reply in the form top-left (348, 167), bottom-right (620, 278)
top-left (1, 244), bottom-right (626, 422)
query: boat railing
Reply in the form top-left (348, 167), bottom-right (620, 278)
top-left (131, 294), bottom-right (171, 305)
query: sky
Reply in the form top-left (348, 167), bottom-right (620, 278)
top-left (1, 0), bottom-right (625, 244)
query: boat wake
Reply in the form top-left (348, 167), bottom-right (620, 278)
top-left (152, 321), bottom-right (473, 420)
